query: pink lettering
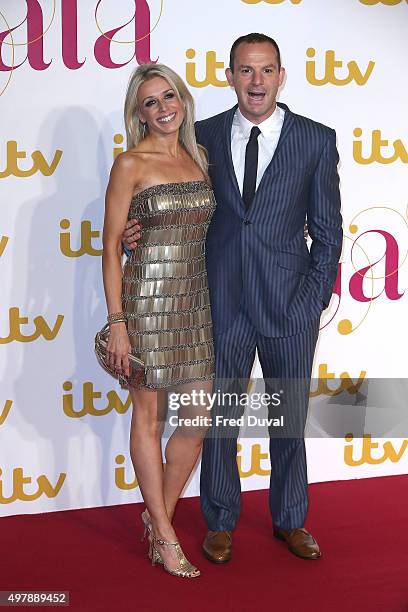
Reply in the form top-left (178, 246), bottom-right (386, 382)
top-left (349, 230), bottom-right (404, 302)
top-left (94, 0), bottom-right (156, 68)
top-left (62, 0), bottom-right (85, 69)
top-left (0, 0), bottom-right (50, 72)
top-left (0, 1), bottom-right (156, 73)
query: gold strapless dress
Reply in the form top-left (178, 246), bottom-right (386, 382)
top-left (121, 181), bottom-right (216, 389)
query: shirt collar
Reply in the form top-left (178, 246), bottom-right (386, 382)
top-left (234, 104), bottom-right (285, 139)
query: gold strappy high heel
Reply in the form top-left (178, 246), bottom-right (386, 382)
top-left (141, 509), bottom-right (162, 565)
top-left (141, 509), bottom-right (151, 541)
top-left (151, 535), bottom-right (200, 578)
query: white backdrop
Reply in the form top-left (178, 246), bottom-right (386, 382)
top-left (1, 0), bottom-right (408, 517)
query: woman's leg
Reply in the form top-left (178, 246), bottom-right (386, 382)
top-left (162, 380), bottom-right (213, 521)
top-left (129, 386), bottom-right (198, 573)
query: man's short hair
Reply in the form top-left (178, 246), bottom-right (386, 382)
top-left (229, 33), bottom-right (281, 72)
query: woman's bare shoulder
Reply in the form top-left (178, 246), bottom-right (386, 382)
top-left (113, 149), bottom-right (147, 169)
top-left (110, 149), bottom-right (151, 184)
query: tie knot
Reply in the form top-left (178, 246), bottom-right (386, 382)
top-left (249, 126), bottom-right (261, 141)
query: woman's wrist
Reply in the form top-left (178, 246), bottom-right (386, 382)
top-left (107, 311), bottom-right (126, 324)
top-left (108, 320), bottom-right (127, 335)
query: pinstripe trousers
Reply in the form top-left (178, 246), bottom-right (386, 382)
top-left (200, 304), bottom-right (320, 531)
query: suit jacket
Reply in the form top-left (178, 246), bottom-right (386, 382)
top-left (195, 102), bottom-right (343, 338)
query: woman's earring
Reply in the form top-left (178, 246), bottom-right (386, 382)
top-left (142, 122), bottom-right (147, 138)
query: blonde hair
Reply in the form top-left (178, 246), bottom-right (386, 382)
top-left (124, 63), bottom-right (209, 180)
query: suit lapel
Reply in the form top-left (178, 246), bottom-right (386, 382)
top-left (258, 103), bottom-right (295, 183)
top-left (222, 105), bottom-right (243, 204)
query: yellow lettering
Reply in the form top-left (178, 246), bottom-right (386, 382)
top-left (251, 444), bottom-right (271, 476)
top-left (381, 440), bottom-right (408, 463)
top-left (309, 363), bottom-right (334, 397)
top-left (33, 314), bottom-right (64, 341)
top-left (0, 400), bottom-right (13, 426)
top-left (339, 370), bottom-right (366, 395)
top-left (115, 454), bottom-right (139, 490)
top-left (353, 127), bottom-right (374, 164)
top-left (309, 364), bottom-right (366, 397)
top-left (83, 382), bottom-right (114, 417)
top-left (0, 236), bottom-right (9, 257)
top-left (0, 141), bottom-right (27, 178)
top-left (185, 49), bottom-right (228, 88)
top-left (106, 390), bottom-right (132, 415)
top-left (0, 467), bottom-right (18, 503)
top-left (306, 48), bottom-right (375, 86)
top-left (393, 139), bottom-right (408, 163)
top-left (0, 467), bottom-right (66, 504)
top-left (344, 434), bottom-right (408, 467)
top-left (31, 149), bottom-right (63, 177)
top-left (237, 443), bottom-right (249, 477)
top-left (0, 141), bottom-right (62, 179)
top-left (60, 219), bottom-right (103, 257)
top-left (63, 381), bottom-right (132, 418)
top-left (348, 60), bottom-right (375, 86)
top-left (344, 433), bottom-right (367, 466)
top-left (62, 381), bottom-right (88, 418)
top-left (0, 307), bottom-right (64, 344)
top-left (359, 0), bottom-right (407, 5)
top-left (113, 133), bottom-right (125, 160)
top-left (353, 128), bottom-right (408, 164)
top-left (34, 473), bottom-right (66, 499)
top-left (237, 443), bottom-right (271, 477)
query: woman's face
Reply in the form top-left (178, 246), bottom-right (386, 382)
top-left (137, 76), bottom-right (185, 136)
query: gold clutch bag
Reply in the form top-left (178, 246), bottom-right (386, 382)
top-left (94, 323), bottom-right (146, 387)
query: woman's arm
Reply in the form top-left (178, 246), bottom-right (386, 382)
top-left (102, 153), bottom-right (137, 376)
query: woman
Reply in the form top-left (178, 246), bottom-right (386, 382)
top-left (101, 63), bottom-right (215, 578)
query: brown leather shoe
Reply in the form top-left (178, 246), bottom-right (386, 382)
top-left (202, 530), bottom-right (232, 563)
top-left (273, 526), bottom-right (321, 560)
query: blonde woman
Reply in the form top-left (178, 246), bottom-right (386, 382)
top-left (102, 64), bottom-right (215, 578)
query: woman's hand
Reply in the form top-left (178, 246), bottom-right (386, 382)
top-left (106, 322), bottom-right (131, 377)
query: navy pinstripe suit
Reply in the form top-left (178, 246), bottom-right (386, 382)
top-left (196, 102), bottom-right (343, 531)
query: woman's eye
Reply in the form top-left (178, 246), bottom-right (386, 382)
top-left (165, 92), bottom-right (175, 99)
top-left (145, 100), bottom-right (156, 107)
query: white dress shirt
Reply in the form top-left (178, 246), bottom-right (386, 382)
top-left (231, 105), bottom-right (285, 195)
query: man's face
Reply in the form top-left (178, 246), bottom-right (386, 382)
top-left (226, 42), bottom-right (285, 124)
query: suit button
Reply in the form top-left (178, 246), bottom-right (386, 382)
top-left (243, 219), bottom-right (251, 225)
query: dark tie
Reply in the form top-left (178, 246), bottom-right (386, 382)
top-left (242, 126), bottom-right (261, 210)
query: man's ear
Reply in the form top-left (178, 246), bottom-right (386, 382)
top-left (225, 67), bottom-right (234, 88)
top-left (279, 66), bottom-right (286, 88)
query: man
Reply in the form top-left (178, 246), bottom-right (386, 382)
top-left (123, 33), bottom-right (343, 562)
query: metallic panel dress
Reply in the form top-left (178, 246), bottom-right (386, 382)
top-left (121, 181), bottom-right (216, 389)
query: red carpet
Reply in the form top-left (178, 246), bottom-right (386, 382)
top-left (2, 475), bottom-right (408, 612)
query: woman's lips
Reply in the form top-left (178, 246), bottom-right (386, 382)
top-left (157, 112), bottom-right (176, 123)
